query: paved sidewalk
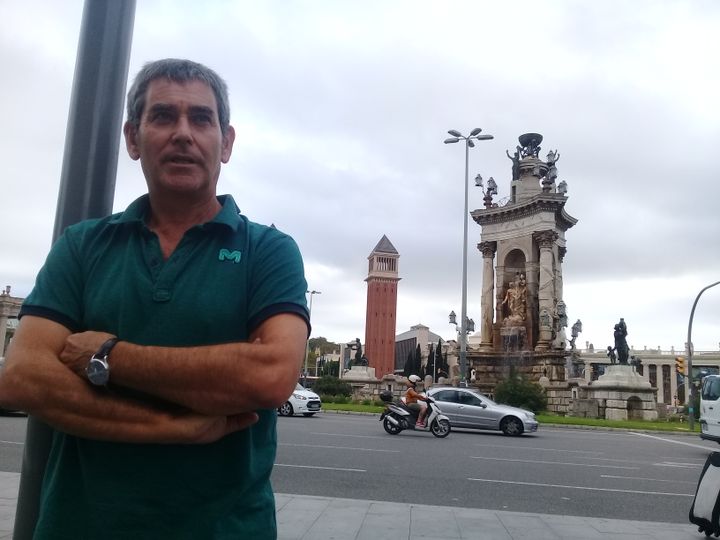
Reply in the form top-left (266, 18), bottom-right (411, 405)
top-left (0, 472), bottom-right (705, 539)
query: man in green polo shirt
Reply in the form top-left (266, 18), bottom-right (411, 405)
top-left (0, 59), bottom-right (310, 539)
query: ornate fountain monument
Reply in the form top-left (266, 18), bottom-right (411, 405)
top-left (469, 133), bottom-right (578, 412)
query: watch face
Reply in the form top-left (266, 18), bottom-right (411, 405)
top-left (86, 358), bottom-right (109, 386)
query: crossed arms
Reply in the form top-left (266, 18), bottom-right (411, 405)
top-left (0, 313), bottom-right (307, 444)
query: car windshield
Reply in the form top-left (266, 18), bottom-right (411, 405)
top-left (295, 383), bottom-right (307, 391)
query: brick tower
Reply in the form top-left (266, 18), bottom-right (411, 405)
top-left (364, 235), bottom-right (400, 378)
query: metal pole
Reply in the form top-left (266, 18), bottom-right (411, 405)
top-left (14, 2), bottom-right (135, 538)
top-left (459, 140), bottom-right (470, 384)
top-left (303, 290), bottom-right (320, 385)
top-left (687, 280), bottom-right (720, 431)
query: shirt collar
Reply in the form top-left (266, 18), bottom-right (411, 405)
top-left (110, 194), bottom-right (242, 231)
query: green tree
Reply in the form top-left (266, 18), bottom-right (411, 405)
top-left (494, 367), bottom-right (547, 413)
top-left (403, 351), bottom-right (413, 377)
top-left (313, 375), bottom-right (351, 397)
top-left (413, 344), bottom-right (422, 376)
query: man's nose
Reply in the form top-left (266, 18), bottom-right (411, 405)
top-left (171, 115), bottom-right (193, 143)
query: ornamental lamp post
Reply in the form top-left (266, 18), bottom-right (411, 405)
top-left (444, 128), bottom-right (493, 384)
top-left (303, 290), bottom-right (321, 386)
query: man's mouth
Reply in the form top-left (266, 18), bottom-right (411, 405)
top-left (167, 155), bottom-right (196, 164)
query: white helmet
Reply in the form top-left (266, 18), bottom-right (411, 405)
top-left (408, 375), bottom-right (421, 383)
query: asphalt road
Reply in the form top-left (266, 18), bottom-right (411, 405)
top-left (273, 412), bottom-right (718, 523)
top-left (0, 413), bottom-right (717, 524)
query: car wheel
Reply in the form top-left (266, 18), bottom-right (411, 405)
top-left (383, 417), bottom-right (402, 435)
top-left (278, 402), bottom-right (294, 416)
top-left (500, 416), bottom-right (524, 436)
top-left (302, 413), bottom-right (316, 417)
top-left (430, 418), bottom-right (451, 438)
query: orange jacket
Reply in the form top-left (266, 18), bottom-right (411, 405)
top-left (405, 387), bottom-right (426, 404)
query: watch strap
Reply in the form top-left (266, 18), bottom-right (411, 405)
top-left (94, 337), bottom-right (119, 359)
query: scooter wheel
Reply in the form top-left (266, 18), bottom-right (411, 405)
top-left (430, 418), bottom-right (451, 438)
top-left (383, 417), bottom-right (402, 435)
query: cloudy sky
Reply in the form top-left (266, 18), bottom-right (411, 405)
top-left (2, 1), bottom-right (719, 353)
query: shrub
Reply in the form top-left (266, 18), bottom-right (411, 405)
top-left (494, 368), bottom-right (547, 413)
top-left (361, 398), bottom-right (372, 406)
top-left (313, 376), bottom-right (352, 397)
top-left (319, 394), bottom-right (334, 404)
top-left (334, 394), bottom-right (348, 404)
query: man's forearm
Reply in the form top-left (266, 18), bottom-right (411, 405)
top-left (59, 313), bottom-right (308, 416)
top-left (110, 338), bottom-right (301, 415)
top-left (2, 356), bottom-right (255, 443)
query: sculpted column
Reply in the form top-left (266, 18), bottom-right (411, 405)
top-left (478, 241), bottom-right (496, 351)
top-left (556, 246), bottom-right (566, 304)
top-left (534, 230), bottom-right (558, 352)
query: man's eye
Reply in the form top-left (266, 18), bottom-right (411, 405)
top-left (192, 114), bottom-right (212, 125)
top-left (150, 111), bottom-right (173, 123)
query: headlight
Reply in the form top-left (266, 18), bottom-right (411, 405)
top-left (292, 393), bottom-right (308, 400)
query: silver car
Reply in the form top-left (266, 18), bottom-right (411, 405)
top-left (427, 386), bottom-right (538, 436)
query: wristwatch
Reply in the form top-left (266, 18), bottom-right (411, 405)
top-left (86, 337), bottom-right (119, 386)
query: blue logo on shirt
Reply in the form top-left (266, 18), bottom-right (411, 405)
top-left (218, 249), bottom-right (242, 263)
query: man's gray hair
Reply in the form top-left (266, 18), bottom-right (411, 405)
top-left (126, 58), bottom-right (231, 135)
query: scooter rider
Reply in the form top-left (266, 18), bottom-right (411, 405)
top-left (405, 375), bottom-right (428, 428)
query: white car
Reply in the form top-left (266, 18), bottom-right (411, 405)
top-left (427, 386), bottom-right (538, 436)
top-left (278, 383), bottom-right (322, 417)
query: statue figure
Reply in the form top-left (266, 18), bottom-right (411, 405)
top-left (557, 180), bottom-right (567, 194)
top-left (555, 301), bottom-right (568, 330)
top-left (350, 337), bottom-right (362, 367)
top-left (569, 319), bottom-right (582, 351)
top-left (501, 273), bottom-right (527, 325)
top-left (486, 177), bottom-right (497, 196)
top-left (506, 148), bottom-right (520, 181)
top-left (606, 345), bottom-right (617, 364)
top-left (613, 318), bottom-right (629, 365)
top-left (546, 149), bottom-right (560, 166)
top-left (521, 138), bottom-right (541, 158)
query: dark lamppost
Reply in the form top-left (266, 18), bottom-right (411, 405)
top-left (444, 128), bottom-right (493, 384)
top-left (687, 280), bottom-right (720, 430)
top-left (303, 290), bottom-right (321, 386)
top-left (449, 310), bottom-right (475, 383)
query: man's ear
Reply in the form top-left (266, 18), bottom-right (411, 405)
top-left (221, 125), bottom-right (236, 164)
top-left (123, 121), bottom-right (141, 161)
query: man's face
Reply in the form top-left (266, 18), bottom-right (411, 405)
top-left (124, 79), bottom-right (235, 199)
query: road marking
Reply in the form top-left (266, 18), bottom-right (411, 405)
top-left (310, 432), bottom-right (389, 440)
top-left (469, 456), bottom-right (638, 470)
top-left (0, 440), bottom-right (23, 446)
top-left (629, 431), bottom-right (714, 450)
top-left (275, 464), bottom-right (366, 473)
top-left (654, 461), bottom-right (703, 469)
top-left (601, 474), bottom-right (697, 485)
top-left (467, 477), bottom-right (694, 497)
top-left (472, 443), bottom-right (601, 455)
top-left (279, 443), bottom-right (399, 453)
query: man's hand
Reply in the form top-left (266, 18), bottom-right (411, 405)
top-left (60, 331), bottom-right (116, 377)
top-left (174, 411), bottom-right (260, 444)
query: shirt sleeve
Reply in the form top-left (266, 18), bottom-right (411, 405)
top-left (19, 226), bottom-right (86, 332)
top-left (246, 226), bottom-right (310, 336)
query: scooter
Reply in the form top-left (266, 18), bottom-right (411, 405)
top-left (379, 391), bottom-right (451, 438)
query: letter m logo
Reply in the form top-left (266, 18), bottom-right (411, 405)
top-left (218, 249), bottom-right (242, 263)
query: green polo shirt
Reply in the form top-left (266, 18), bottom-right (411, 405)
top-left (21, 194), bottom-right (309, 539)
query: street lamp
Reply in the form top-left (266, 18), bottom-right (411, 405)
top-left (687, 280), bottom-right (720, 430)
top-left (303, 290), bottom-right (321, 385)
top-left (444, 128), bottom-right (493, 383)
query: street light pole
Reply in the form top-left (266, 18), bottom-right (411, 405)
top-left (687, 280), bottom-right (720, 430)
top-left (444, 128), bottom-right (493, 383)
top-left (303, 290), bottom-right (321, 386)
